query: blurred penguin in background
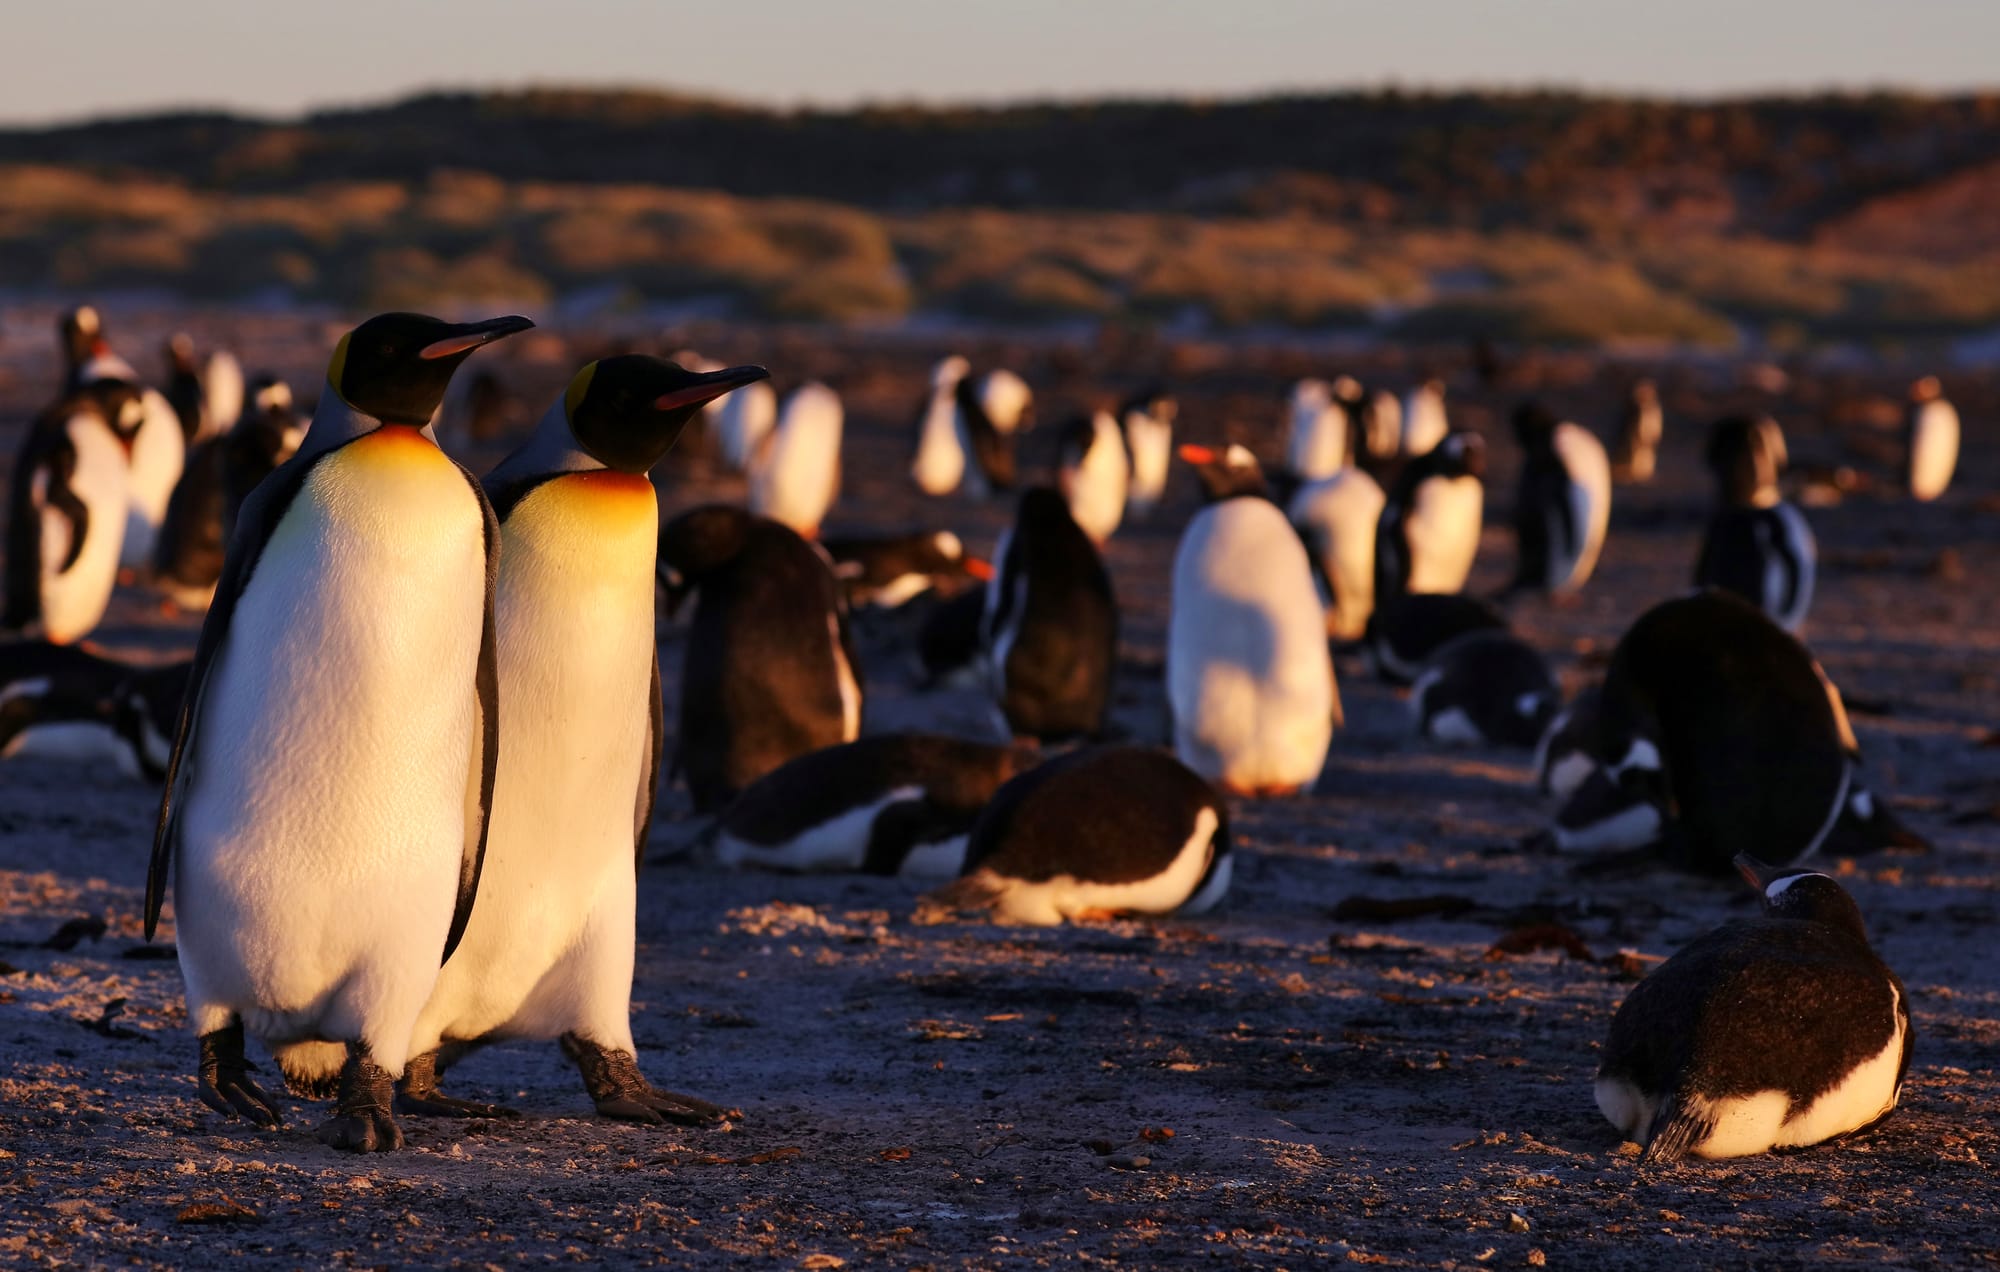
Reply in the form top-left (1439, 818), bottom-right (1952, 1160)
top-left (984, 488), bottom-right (1117, 741)
top-left (1509, 400), bottom-right (1611, 598)
top-left (1284, 378), bottom-right (1348, 483)
top-left (1375, 431), bottom-right (1485, 601)
top-left (1695, 414), bottom-right (1814, 633)
top-left (749, 382), bottom-right (843, 538)
top-left (1119, 387), bottom-right (1177, 519)
top-left (1904, 376), bottom-right (1959, 502)
top-left (1614, 378), bottom-right (1663, 483)
top-left (1401, 377), bottom-right (1449, 457)
top-left (1057, 410), bottom-right (1128, 545)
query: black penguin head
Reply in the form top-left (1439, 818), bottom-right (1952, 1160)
top-left (1736, 854), bottom-right (1870, 941)
top-left (1511, 400), bottom-right (1560, 449)
top-left (328, 312), bottom-right (534, 426)
top-left (1178, 443), bottom-right (1267, 501)
top-left (1119, 385), bottom-right (1176, 423)
top-left (1429, 431), bottom-right (1486, 480)
top-left (82, 380), bottom-right (149, 444)
top-left (564, 355), bottom-right (767, 475)
top-left (1706, 414), bottom-right (1786, 505)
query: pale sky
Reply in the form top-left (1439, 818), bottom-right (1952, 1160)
top-left (4, 0), bottom-right (1995, 124)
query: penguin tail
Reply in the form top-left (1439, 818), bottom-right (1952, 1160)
top-left (915, 872), bottom-right (1002, 925)
top-left (274, 1040), bottom-right (348, 1100)
top-left (1639, 1093), bottom-right (1714, 1166)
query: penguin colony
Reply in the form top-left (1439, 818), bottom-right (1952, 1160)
top-left (0, 305), bottom-right (1967, 1167)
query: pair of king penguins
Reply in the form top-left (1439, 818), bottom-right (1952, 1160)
top-left (147, 311), bottom-right (766, 1150)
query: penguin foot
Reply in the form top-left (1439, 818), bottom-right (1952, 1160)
top-left (560, 1032), bottom-right (731, 1127)
top-left (314, 1046), bottom-right (405, 1153)
top-left (196, 1022), bottom-right (283, 1128)
top-left (395, 1050), bottom-right (521, 1120)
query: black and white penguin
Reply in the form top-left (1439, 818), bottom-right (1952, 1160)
top-left (145, 310), bottom-right (534, 1152)
top-left (67, 345), bottom-right (185, 570)
top-left (748, 381), bottom-right (842, 538)
top-left (1288, 455), bottom-right (1387, 643)
top-left (1543, 589), bottom-right (1919, 871)
top-left (1694, 414), bottom-right (1814, 633)
top-left (1613, 378), bottom-right (1663, 483)
top-left (911, 357), bottom-right (1019, 498)
top-left (1375, 431), bottom-right (1485, 601)
top-left (152, 377), bottom-right (305, 611)
top-left (1057, 410), bottom-right (1128, 545)
top-left (1597, 854), bottom-right (1911, 1164)
top-left (984, 487), bottom-right (1117, 740)
top-left (1401, 378), bottom-right (1449, 456)
top-left (1904, 376), bottom-right (1959, 502)
top-left (1171, 443), bottom-right (1337, 795)
top-left (923, 746), bottom-right (1230, 926)
top-left (388, 354), bottom-right (763, 1125)
top-left (658, 504), bottom-right (864, 812)
top-left (3, 380), bottom-right (142, 643)
top-left (1409, 630), bottom-right (1556, 748)
top-left (1118, 387), bottom-right (1177, 518)
top-left (1285, 378), bottom-right (1348, 482)
top-left (162, 335), bottom-right (244, 444)
top-left (713, 733), bottom-right (1032, 879)
top-left (820, 529), bottom-right (988, 611)
top-left (0, 640), bottom-right (187, 781)
top-left (1365, 591), bottom-right (1509, 686)
top-left (1358, 384), bottom-right (1403, 468)
top-left (1509, 401), bottom-right (1611, 596)
top-left (714, 370), bottom-right (777, 473)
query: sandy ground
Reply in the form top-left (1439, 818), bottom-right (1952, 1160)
top-left (1, 307), bottom-right (1997, 1269)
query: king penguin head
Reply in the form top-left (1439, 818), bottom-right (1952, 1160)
top-left (563, 355), bottom-right (768, 475)
top-left (328, 312), bottom-right (535, 427)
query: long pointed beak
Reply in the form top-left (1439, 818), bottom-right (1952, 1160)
top-left (655, 364), bottom-right (769, 412)
top-left (1733, 853), bottom-right (1781, 891)
top-left (1178, 443), bottom-right (1217, 465)
top-left (420, 315), bottom-right (536, 360)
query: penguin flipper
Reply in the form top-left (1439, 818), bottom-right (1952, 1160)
top-left (442, 469), bottom-right (501, 966)
top-left (147, 446), bottom-right (331, 940)
top-left (42, 443), bottom-right (92, 575)
top-left (635, 650), bottom-right (666, 870)
top-left (1639, 1093), bottom-right (1713, 1166)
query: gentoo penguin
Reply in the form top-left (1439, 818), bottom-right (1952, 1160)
top-left (1364, 592), bottom-right (1509, 686)
top-left (819, 529), bottom-right (988, 611)
top-left (163, 335), bottom-right (245, 444)
top-left (1597, 855), bottom-right (1911, 1164)
top-left (658, 504), bottom-right (863, 812)
top-left (163, 335), bottom-right (205, 442)
top-left (3, 380), bottom-right (140, 643)
top-left (713, 733), bottom-right (1031, 879)
top-left (748, 381), bottom-right (842, 537)
top-left (923, 746), bottom-right (1230, 926)
top-left (1400, 378), bottom-right (1449, 457)
top-left (1171, 443), bottom-right (1337, 796)
top-left (1613, 379), bottom-right (1663, 483)
top-left (1375, 431), bottom-right (1485, 600)
top-left (1904, 376), bottom-right (1959, 502)
top-left (57, 305), bottom-right (101, 391)
top-left (1509, 401), bottom-right (1611, 596)
top-left (918, 585), bottom-right (989, 689)
top-left (1694, 414), bottom-right (1814, 633)
top-left (1118, 388), bottom-right (1177, 518)
top-left (1057, 410), bottom-right (1129, 545)
top-left (67, 347), bottom-right (185, 570)
top-left (1409, 631), bottom-right (1557, 748)
top-left (1288, 462), bottom-right (1386, 642)
top-left (1361, 386), bottom-right (1402, 467)
top-left (1542, 589), bottom-right (1919, 871)
top-left (715, 373), bottom-right (778, 473)
top-left (1284, 378), bottom-right (1348, 482)
top-left (911, 357), bottom-right (1015, 497)
top-left (985, 487), bottom-right (1117, 740)
top-left (152, 377), bottom-right (305, 610)
top-left (0, 640), bottom-right (187, 781)
top-left (389, 354), bottom-right (764, 1124)
top-left (144, 310), bottom-right (533, 1151)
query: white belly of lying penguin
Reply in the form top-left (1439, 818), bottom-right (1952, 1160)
top-left (978, 806), bottom-right (1221, 926)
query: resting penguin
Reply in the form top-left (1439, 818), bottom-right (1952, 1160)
top-left (820, 529), bottom-right (989, 611)
top-left (1509, 401), bottom-right (1611, 596)
top-left (923, 746), bottom-right (1231, 926)
top-left (1614, 378), bottom-right (1663, 483)
top-left (144, 310), bottom-right (533, 1152)
top-left (1171, 443), bottom-right (1337, 796)
top-left (1400, 378), bottom-right (1449, 457)
top-left (1542, 589), bottom-right (1919, 872)
top-left (1695, 414), bottom-right (1814, 633)
top-left (984, 487), bottom-right (1117, 741)
top-left (1375, 431), bottom-right (1485, 601)
top-left (2, 381), bottom-right (143, 643)
top-left (748, 381), bottom-right (842, 537)
top-left (153, 377), bottom-right (305, 610)
top-left (658, 504), bottom-right (864, 812)
top-left (714, 733), bottom-right (1031, 879)
top-left (1365, 592), bottom-right (1510, 686)
top-left (1118, 388), bottom-right (1177, 519)
top-left (1597, 854), bottom-right (1911, 1164)
top-left (1057, 410), bottom-right (1128, 546)
top-left (1409, 630), bottom-right (1557, 748)
top-left (1288, 461), bottom-right (1386, 643)
top-left (1904, 376), bottom-right (1959, 502)
top-left (1284, 378), bottom-right (1348, 482)
top-left (390, 355), bottom-right (765, 1125)
top-left (0, 640), bottom-right (187, 781)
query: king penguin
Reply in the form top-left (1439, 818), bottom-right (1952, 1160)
top-left (144, 310), bottom-right (533, 1152)
top-left (1694, 414), bottom-right (1814, 633)
top-left (1597, 855), bottom-right (1911, 1164)
top-left (391, 354), bottom-right (766, 1125)
top-left (748, 381), bottom-right (842, 538)
top-left (1057, 410), bottom-right (1128, 545)
top-left (1171, 444), bottom-right (1338, 796)
top-left (1375, 431), bottom-right (1485, 601)
top-left (1903, 376), bottom-right (1959, 502)
top-left (984, 487), bottom-right (1118, 741)
top-left (1509, 401), bottom-right (1611, 596)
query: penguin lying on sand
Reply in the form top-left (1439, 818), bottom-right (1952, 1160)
top-left (1365, 592), bottom-right (1509, 686)
top-left (1410, 631), bottom-right (1557, 749)
top-left (923, 746), bottom-right (1230, 926)
top-left (819, 529), bottom-right (989, 611)
top-left (0, 640), bottom-right (186, 781)
top-left (1597, 854), bottom-right (1911, 1164)
top-left (714, 733), bottom-right (1032, 878)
